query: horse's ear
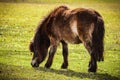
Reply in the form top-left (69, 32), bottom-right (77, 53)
top-left (29, 42), bottom-right (34, 52)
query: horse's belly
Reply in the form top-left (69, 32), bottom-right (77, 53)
top-left (63, 36), bottom-right (82, 44)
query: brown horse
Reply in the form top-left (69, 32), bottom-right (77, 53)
top-left (29, 5), bottom-right (105, 72)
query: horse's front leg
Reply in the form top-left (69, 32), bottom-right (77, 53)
top-left (45, 45), bottom-right (57, 68)
top-left (61, 40), bottom-right (68, 69)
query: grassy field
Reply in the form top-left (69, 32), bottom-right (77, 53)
top-left (0, 0), bottom-right (120, 80)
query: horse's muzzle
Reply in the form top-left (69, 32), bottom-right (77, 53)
top-left (31, 62), bottom-right (39, 67)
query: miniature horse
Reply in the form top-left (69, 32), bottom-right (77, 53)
top-left (29, 5), bottom-right (105, 72)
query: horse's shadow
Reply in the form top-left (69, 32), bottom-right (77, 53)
top-left (35, 67), bottom-right (119, 80)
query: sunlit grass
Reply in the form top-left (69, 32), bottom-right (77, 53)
top-left (0, 1), bottom-right (120, 80)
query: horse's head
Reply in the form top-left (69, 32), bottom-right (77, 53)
top-left (29, 35), bottom-right (50, 67)
top-left (29, 41), bottom-right (42, 67)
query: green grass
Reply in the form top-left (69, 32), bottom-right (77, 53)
top-left (0, 1), bottom-right (120, 80)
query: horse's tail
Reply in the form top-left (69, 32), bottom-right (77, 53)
top-left (92, 16), bottom-right (105, 61)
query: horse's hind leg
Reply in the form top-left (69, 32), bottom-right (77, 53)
top-left (83, 37), bottom-right (97, 72)
top-left (61, 40), bottom-right (68, 69)
top-left (45, 45), bottom-right (57, 68)
top-left (88, 53), bottom-right (97, 72)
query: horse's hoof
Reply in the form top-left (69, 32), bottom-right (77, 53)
top-left (88, 68), bottom-right (96, 73)
top-left (44, 63), bottom-right (51, 68)
top-left (61, 63), bottom-right (68, 69)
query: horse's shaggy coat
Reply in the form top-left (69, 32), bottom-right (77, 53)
top-left (29, 5), bottom-right (105, 72)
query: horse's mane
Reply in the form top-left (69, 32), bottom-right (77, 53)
top-left (35, 5), bottom-right (69, 35)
